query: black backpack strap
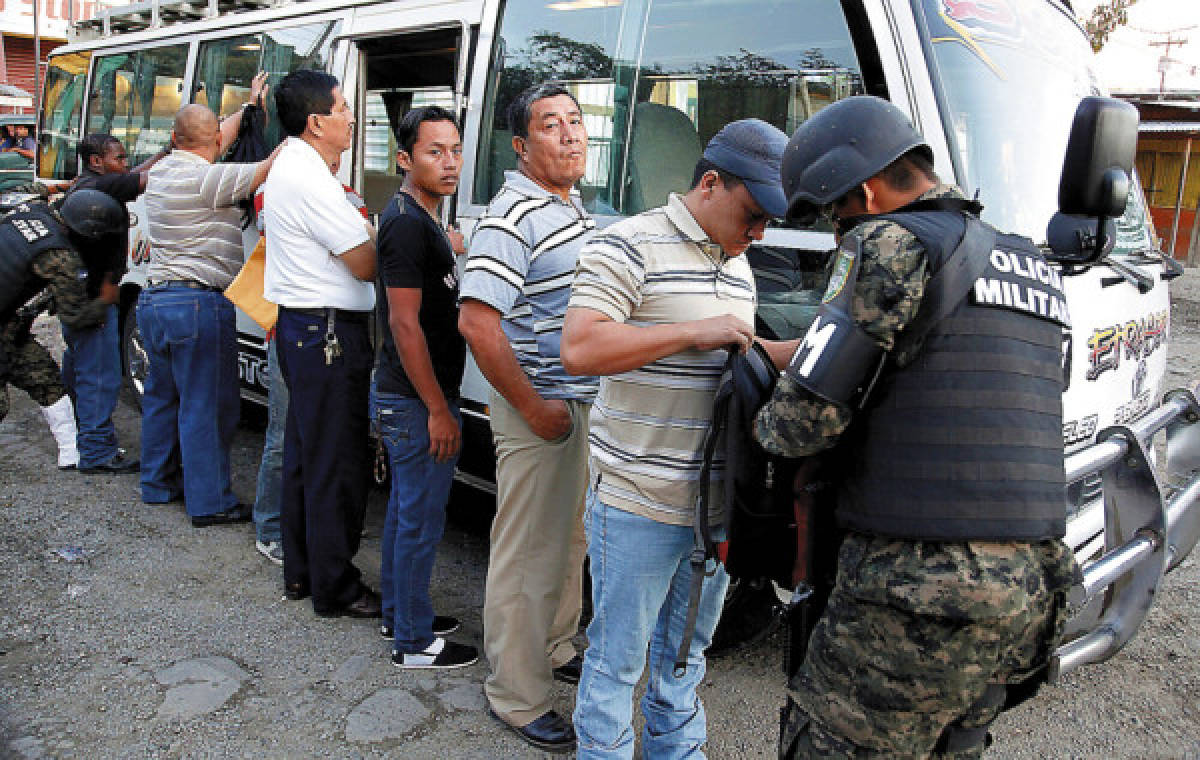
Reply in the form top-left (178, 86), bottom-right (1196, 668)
top-left (674, 353), bottom-right (735, 676)
top-left (892, 215), bottom-right (996, 358)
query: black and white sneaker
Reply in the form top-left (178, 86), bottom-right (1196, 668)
top-left (392, 638), bottom-right (478, 670)
top-left (380, 615), bottom-right (460, 640)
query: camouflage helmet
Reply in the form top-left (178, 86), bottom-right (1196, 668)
top-left (59, 188), bottom-right (126, 239)
top-left (781, 96), bottom-right (933, 223)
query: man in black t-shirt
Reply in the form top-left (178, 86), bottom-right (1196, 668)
top-left (57, 134), bottom-right (167, 474)
top-left (373, 106), bottom-right (477, 670)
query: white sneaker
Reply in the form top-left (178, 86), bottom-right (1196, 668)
top-left (255, 540), bottom-right (283, 566)
top-left (392, 637), bottom-right (478, 670)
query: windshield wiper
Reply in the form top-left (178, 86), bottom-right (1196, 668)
top-left (1098, 254), bottom-right (1155, 292)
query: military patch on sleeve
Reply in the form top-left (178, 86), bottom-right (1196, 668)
top-left (821, 238), bottom-right (858, 305)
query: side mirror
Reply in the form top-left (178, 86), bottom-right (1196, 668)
top-left (1046, 96), bottom-right (1139, 266)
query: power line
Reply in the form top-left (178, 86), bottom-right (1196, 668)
top-left (1129, 23), bottom-right (1200, 35)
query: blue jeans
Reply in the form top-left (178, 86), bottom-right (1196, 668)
top-left (137, 286), bottom-right (240, 516)
top-left (253, 337), bottom-right (285, 543)
top-left (574, 491), bottom-right (730, 760)
top-left (60, 304), bottom-right (121, 467)
top-left (376, 392), bottom-right (460, 653)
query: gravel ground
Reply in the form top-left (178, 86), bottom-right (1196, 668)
top-left (1, 269), bottom-right (1199, 759)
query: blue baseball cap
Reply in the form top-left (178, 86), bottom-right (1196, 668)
top-left (702, 118), bottom-right (789, 218)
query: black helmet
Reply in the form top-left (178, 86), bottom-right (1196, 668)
top-left (782, 96), bottom-right (933, 223)
top-left (59, 188), bottom-right (127, 239)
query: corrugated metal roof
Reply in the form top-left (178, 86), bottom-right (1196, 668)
top-left (1140, 121), bottom-right (1200, 134)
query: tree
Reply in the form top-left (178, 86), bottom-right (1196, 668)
top-left (1084, 0), bottom-right (1138, 52)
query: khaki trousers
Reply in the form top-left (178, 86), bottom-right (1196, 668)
top-left (483, 391), bottom-right (590, 725)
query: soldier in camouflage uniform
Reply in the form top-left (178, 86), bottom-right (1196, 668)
top-left (754, 96), bottom-right (1080, 758)
top-left (1, 190), bottom-right (123, 446)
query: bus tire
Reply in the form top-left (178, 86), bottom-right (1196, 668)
top-left (121, 300), bottom-right (148, 409)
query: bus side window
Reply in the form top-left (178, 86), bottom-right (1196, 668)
top-left (192, 21), bottom-right (340, 155)
top-left (38, 52), bottom-right (92, 181)
top-left (85, 45), bottom-right (187, 166)
top-left (473, 0), bottom-right (873, 218)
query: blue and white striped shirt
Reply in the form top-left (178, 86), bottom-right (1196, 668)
top-left (460, 170), bottom-right (599, 401)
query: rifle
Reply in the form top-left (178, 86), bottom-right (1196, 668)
top-left (780, 457), bottom-right (843, 681)
top-left (10, 288), bottom-right (52, 344)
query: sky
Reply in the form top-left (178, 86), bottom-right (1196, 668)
top-left (1076, 0), bottom-right (1200, 93)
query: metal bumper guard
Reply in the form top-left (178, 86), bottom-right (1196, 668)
top-left (1052, 383), bottom-right (1200, 679)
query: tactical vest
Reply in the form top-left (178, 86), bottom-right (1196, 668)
top-left (0, 202), bottom-right (74, 319)
top-left (837, 209), bottom-right (1069, 541)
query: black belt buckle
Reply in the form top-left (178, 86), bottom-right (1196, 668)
top-left (284, 306), bottom-right (369, 324)
top-left (150, 280), bottom-right (218, 292)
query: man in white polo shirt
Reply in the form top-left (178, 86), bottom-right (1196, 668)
top-left (262, 69), bottom-right (381, 619)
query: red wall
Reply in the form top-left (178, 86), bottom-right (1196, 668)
top-left (2, 35), bottom-right (65, 114)
top-left (1149, 206), bottom-right (1197, 259)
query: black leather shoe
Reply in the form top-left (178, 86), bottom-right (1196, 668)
top-left (490, 709), bottom-right (576, 754)
top-left (552, 653), bottom-right (583, 685)
top-left (190, 503), bottom-right (253, 527)
top-left (315, 587), bottom-right (382, 619)
top-left (79, 452), bottom-right (140, 475)
top-left (283, 582), bottom-right (310, 601)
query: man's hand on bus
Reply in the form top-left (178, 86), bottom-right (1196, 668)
top-left (522, 397), bottom-right (572, 442)
top-left (249, 71), bottom-right (269, 108)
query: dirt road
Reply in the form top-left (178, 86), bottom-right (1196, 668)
top-left (2, 270), bottom-right (1199, 759)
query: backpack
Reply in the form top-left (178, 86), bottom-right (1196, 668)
top-left (673, 341), bottom-right (799, 674)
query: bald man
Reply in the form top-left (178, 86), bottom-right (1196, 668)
top-left (138, 76), bottom-right (282, 528)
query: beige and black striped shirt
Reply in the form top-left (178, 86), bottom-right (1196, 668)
top-left (145, 150), bottom-right (257, 289)
top-left (569, 193), bottom-right (757, 526)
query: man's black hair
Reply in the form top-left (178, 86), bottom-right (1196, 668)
top-left (690, 157), bottom-right (744, 191)
top-left (274, 69), bottom-right (340, 138)
top-left (78, 133), bottom-right (121, 167)
top-left (395, 105), bottom-right (459, 156)
top-left (876, 146), bottom-right (937, 192)
top-left (505, 82), bottom-right (581, 140)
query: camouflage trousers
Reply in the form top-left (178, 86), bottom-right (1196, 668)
top-left (781, 533), bottom-right (1079, 759)
top-left (0, 318), bottom-right (66, 422)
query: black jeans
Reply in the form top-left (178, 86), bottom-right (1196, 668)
top-left (276, 307), bottom-right (372, 613)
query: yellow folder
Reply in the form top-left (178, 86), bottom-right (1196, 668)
top-left (223, 236), bottom-right (278, 331)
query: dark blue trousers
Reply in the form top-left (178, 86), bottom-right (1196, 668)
top-left (276, 307), bottom-right (372, 613)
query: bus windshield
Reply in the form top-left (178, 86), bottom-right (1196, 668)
top-left (915, 0), bottom-right (1152, 253)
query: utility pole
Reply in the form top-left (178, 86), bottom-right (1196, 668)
top-left (1150, 34), bottom-right (1188, 94)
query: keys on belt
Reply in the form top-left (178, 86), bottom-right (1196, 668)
top-left (323, 309), bottom-right (342, 366)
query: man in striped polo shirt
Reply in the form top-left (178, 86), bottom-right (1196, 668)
top-left (139, 93), bottom-right (280, 526)
top-left (561, 119), bottom-right (794, 759)
top-left (458, 82), bottom-right (598, 753)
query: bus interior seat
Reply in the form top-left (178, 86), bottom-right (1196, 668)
top-left (625, 101), bottom-right (702, 214)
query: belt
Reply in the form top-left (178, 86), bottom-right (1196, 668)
top-left (281, 306), bottom-right (371, 324)
top-left (148, 280), bottom-right (223, 292)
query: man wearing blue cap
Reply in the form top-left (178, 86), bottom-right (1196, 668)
top-left (561, 118), bottom-right (795, 759)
